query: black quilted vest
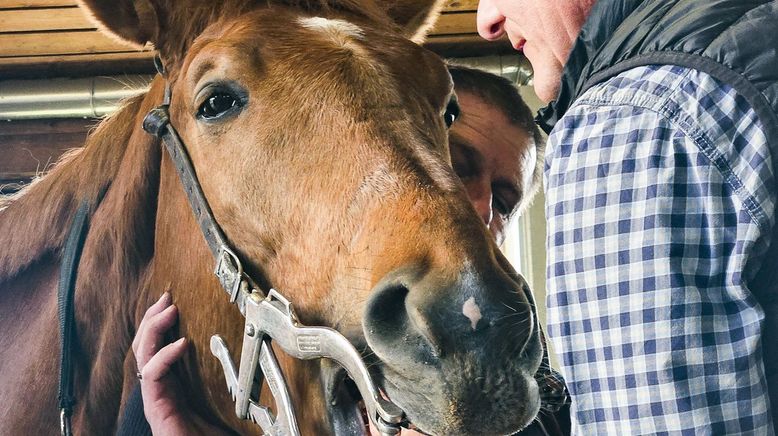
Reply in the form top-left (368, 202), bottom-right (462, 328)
top-left (536, 0), bottom-right (778, 425)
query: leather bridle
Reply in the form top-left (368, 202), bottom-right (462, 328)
top-left (140, 58), bottom-right (406, 435)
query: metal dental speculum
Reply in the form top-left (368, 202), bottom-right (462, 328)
top-left (210, 289), bottom-right (405, 436)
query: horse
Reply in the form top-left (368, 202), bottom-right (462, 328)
top-left (0, 0), bottom-right (543, 434)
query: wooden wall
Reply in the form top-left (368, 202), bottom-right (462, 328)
top-left (0, 118), bottom-right (94, 193)
top-left (0, 118), bottom-right (93, 182)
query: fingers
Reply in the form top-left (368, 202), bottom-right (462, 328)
top-left (135, 301), bottom-right (179, 370)
top-left (133, 292), bottom-right (172, 355)
top-left (140, 337), bottom-right (188, 382)
top-left (138, 337), bottom-right (192, 434)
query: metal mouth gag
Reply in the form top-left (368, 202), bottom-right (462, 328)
top-left (209, 287), bottom-right (405, 436)
top-left (142, 63), bottom-right (406, 435)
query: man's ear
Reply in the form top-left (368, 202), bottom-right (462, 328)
top-left (76, 0), bottom-right (159, 49)
top-left (381, 0), bottom-right (447, 43)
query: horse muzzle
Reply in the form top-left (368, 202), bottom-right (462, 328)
top-left (359, 267), bottom-right (543, 435)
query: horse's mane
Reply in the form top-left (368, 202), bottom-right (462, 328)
top-left (0, 93), bottom-right (147, 282)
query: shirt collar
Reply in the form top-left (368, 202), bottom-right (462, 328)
top-left (535, 0), bottom-right (644, 134)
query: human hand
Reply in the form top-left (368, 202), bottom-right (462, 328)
top-left (133, 292), bottom-right (204, 435)
top-left (133, 292), bottom-right (190, 434)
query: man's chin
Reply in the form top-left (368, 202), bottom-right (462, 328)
top-left (521, 51), bottom-right (563, 103)
top-left (534, 79), bottom-right (561, 104)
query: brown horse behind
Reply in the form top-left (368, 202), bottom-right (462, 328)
top-left (0, 1), bottom-right (542, 434)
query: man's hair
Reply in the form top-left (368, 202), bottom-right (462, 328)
top-left (447, 64), bottom-right (545, 214)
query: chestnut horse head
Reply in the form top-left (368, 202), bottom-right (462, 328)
top-left (0, 0), bottom-right (542, 434)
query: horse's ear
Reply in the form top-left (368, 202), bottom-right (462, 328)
top-left (76, 0), bottom-right (159, 49)
top-left (381, 0), bottom-right (447, 43)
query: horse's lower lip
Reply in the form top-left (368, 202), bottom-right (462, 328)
top-left (325, 366), bottom-right (425, 436)
top-left (323, 364), bottom-right (371, 435)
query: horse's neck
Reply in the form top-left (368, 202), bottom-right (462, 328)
top-left (67, 81), bottom-right (171, 432)
top-left (0, 78), bottom-right (172, 433)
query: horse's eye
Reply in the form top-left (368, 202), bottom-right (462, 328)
top-left (198, 93), bottom-right (239, 119)
top-left (444, 98), bottom-right (460, 128)
top-left (493, 195), bottom-right (511, 216)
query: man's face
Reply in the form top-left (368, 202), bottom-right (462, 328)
top-left (476, 0), bottom-right (592, 102)
top-left (449, 90), bottom-right (537, 245)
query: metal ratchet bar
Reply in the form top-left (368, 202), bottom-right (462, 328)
top-left (246, 289), bottom-right (405, 434)
top-left (210, 336), bottom-right (240, 400)
top-left (236, 321), bottom-right (262, 419)
top-left (211, 335), bottom-right (299, 436)
top-left (211, 336), bottom-right (273, 432)
top-left (257, 338), bottom-right (300, 435)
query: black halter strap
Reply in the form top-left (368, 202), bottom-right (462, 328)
top-left (57, 201), bottom-right (91, 436)
top-left (142, 58), bottom-right (254, 308)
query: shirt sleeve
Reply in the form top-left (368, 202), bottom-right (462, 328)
top-left (543, 65), bottom-right (775, 435)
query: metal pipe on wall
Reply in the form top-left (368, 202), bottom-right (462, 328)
top-left (449, 54), bottom-right (534, 85)
top-left (0, 76), bottom-right (153, 121)
top-left (0, 55), bottom-right (532, 121)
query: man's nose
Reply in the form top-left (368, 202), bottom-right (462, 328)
top-left (477, 0), bottom-right (506, 40)
top-left (466, 181), bottom-right (493, 227)
top-left (475, 193), bottom-right (493, 227)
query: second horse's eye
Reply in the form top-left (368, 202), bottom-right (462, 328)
top-left (444, 98), bottom-right (460, 128)
top-left (198, 93), bottom-right (238, 119)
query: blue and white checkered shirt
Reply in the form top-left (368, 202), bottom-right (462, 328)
top-left (545, 65), bottom-right (775, 434)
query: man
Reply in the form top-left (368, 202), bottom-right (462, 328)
top-left (447, 65), bottom-right (544, 245)
top-left (126, 66), bottom-right (569, 435)
top-left (477, 0), bottom-right (778, 434)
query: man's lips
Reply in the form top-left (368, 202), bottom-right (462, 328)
top-left (512, 38), bottom-right (526, 52)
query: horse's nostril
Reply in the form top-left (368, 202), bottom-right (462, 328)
top-left (365, 283), bottom-right (409, 327)
top-left (364, 281), bottom-right (442, 363)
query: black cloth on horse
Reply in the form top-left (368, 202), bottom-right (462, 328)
top-left (117, 383), bottom-right (152, 436)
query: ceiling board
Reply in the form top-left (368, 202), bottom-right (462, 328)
top-left (443, 0), bottom-right (478, 12)
top-left (430, 12), bottom-right (475, 36)
top-left (0, 30), bottom-right (137, 57)
top-left (0, 0), bottom-right (74, 8)
top-left (0, 7), bottom-right (92, 32)
top-left (0, 0), bottom-right (479, 10)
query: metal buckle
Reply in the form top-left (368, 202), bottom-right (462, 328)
top-left (60, 409), bottom-right (72, 436)
top-left (214, 246), bottom-right (243, 303)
